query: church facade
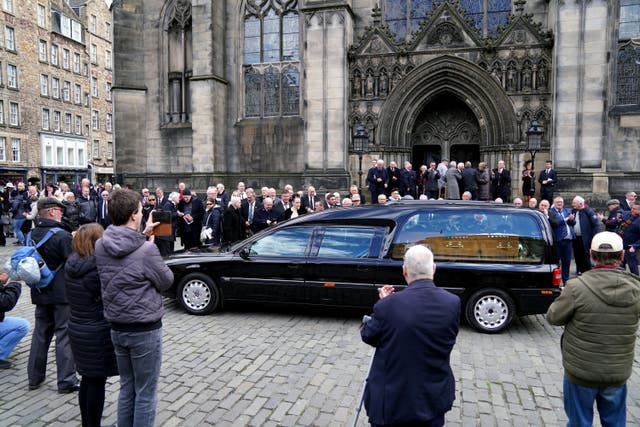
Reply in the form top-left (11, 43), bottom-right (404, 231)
top-left (112, 0), bottom-right (640, 201)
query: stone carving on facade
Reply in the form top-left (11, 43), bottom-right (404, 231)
top-left (166, 0), bottom-right (192, 30)
top-left (427, 22), bottom-right (464, 46)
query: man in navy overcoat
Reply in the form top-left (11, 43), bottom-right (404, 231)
top-left (361, 245), bottom-right (460, 427)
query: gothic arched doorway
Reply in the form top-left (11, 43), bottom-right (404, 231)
top-left (410, 94), bottom-right (481, 167)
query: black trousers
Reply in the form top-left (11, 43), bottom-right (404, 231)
top-left (572, 236), bottom-right (591, 274)
top-left (79, 376), bottom-right (108, 427)
top-left (27, 304), bottom-right (77, 390)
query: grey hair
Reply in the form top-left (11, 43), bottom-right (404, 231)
top-left (168, 191), bottom-right (180, 202)
top-left (403, 245), bottom-right (434, 281)
top-left (573, 195), bottom-right (585, 206)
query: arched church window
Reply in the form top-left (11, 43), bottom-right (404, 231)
top-left (243, 0), bottom-right (300, 118)
top-left (165, 0), bottom-right (192, 123)
top-left (616, 0), bottom-right (640, 106)
top-left (384, 0), bottom-right (512, 42)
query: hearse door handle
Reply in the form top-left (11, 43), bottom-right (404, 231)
top-left (356, 265), bottom-right (369, 271)
top-left (288, 263), bottom-right (301, 270)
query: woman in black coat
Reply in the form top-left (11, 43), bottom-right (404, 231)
top-left (65, 223), bottom-right (118, 427)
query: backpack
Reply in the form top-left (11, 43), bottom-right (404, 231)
top-left (4, 228), bottom-right (62, 289)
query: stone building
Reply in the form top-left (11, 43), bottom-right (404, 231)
top-left (0, 0), bottom-right (113, 188)
top-left (112, 0), bottom-right (640, 201)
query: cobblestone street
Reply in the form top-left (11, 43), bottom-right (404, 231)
top-left (1, 239), bottom-right (640, 426)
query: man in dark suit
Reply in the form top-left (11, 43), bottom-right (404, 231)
top-left (252, 198), bottom-right (280, 233)
top-left (361, 245), bottom-right (460, 427)
top-left (367, 159), bottom-right (389, 204)
top-left (97, 190), bottom-right (111, 229)
top-left (571, 195), bottom-right (602, 274)
top-left (620, 192), bottom-right (637, 211)
top-left (301, 186), bottom-right (321, 214)
top-left (386, 161), bottom-right (401, 195)
top-left (538, 160), bottom-right (557, 203)
top-left (461, 161), bottom-right (478, 200)
top-left (490, 160), bottom-right (511, 202)
top-left (549, 196), bottom-right (575, 284)
top-left (240, 188), bottom-right (261, 236)
top-left (399, 161), bottom-right (417, 198)
top-left (177, 189), bottom-right (205, 250)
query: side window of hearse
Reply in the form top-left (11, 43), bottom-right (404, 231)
top-left (249, 227), bottom-right (313, 257)
top-left (389, 210), bottom-right (545, 263)
top-left (316, 227), bottom-right (382, 259)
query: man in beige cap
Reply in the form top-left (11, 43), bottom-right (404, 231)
top-left (547, 232), bottom-right (640, 426)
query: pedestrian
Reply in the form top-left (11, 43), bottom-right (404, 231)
top-left (547, 232), bottom-right (640, 426)
top-left (538, 160), bottom-right (556, 202)
top-left (0, 271), bottom-right (30, 369)
top-left (617, 201), bottom-right (640, 275)
top-left (360, 245), bottom-right (460, 427)
top-left (522, 160), bottom-right (535, 204)
top-left (65, 223), bottom-right (118, 427)
top-left (94, 189), bottom-right (174, 427)
top-left (28, 197), bottom-right (79, 393)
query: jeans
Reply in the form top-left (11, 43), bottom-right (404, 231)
top-left (0, 316), bottom-right (30, 359)
top-left (111, 328), bottom-right (163, 427)
top-left (13, 218), bottom-right (25, 244)
top-left (563, 377), bottom-right (626, 427)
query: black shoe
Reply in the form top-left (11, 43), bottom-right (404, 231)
top-left (0, 359), bottom-right (11, 369)
top-left (28, 381), bottom-right (44, 390)
top-left (58, 384), bottom-right (80, 394)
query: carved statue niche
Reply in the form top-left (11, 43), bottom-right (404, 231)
top-left (521, 61), bottom-right (533, 92)
top-left (506, 62), bottom-right (518, 92)
top-left (365, 69), bottom-right (375, 97)
top-left (536, 60), bottom-right (548, 90)
top-left (391, 66), bottom-right (402, 90)
top-left (379, 68), bottom-right (389, 97)
top-left (352, 69), bottom-right (362, 98)
top-left (490, 61), bottom-right (503, 87)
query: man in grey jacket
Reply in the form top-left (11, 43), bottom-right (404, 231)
top-left (547, 232), bottom-right (640, 427)
top-left (95, 189), bottom-right (173, 427)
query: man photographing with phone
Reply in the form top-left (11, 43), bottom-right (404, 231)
top-left (360, 245), bottom-right (460, 427)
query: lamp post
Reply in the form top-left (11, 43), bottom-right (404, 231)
top-left (352, 124), bottom-right (369, 190)
top-left (525, 117), bottom-right (543, 194)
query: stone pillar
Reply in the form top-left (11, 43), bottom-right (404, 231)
top-left (302, 5), bottom-right (352, 190)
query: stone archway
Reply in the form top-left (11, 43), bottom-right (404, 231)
top-left (377, 56), bottom-right (518, 164)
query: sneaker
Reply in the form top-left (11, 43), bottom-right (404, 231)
top-left (0, 359), bottom-right (11, 369)
top-left (58, 384), bottom-right (80, 394)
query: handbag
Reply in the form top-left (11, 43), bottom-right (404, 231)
top-left (1, 214), bottom-right (9, 225)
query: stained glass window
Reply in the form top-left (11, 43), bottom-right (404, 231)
top-left (243, 0), bottom-right (300, 117)
top-left (616, 44), bottom-right (640, 105)
top-left (384, 0), bottom-right (511, 41)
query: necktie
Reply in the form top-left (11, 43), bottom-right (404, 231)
top-left (249, 203), bottom-right (254, 222)
top-left (103, 201), bottom-right (107, 218)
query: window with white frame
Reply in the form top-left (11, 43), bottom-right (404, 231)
top-left (4, 26), bottom-right (15, 51)
top-left (38, 4), bottom-right (46, 27)
top-left (43, 139), bottom-right (53, 165)
top-left (0, 137), bottom-right (5, 161)
top-left (91, 77), bottom-right (98, 97)
top-left (78, 146), bottom-right (85, 167)
top-left (64, 113), bottom-right (71, 133)
top-left (56, 144), bottom-right (63, 166)
top-left (3, 0), bottom-right (13, 14)
top-left (7, 64), bottom-right (17, 88)
top-left (67, 146), bottom-right (75, 166)
top-left (71, 20), bottom-right (82, 42)
top-left (9, 102), bottom-right (18, 126)
top-left (51, 44), bottom-right (58, 66)
top-left (39, 40), bottom-right (48, 62)
top-left (106, 82), bottom-right (112, 101)
top-left (0, 100), bottom-right (4, 125)
top-left (90, 15), bottom-right (97, 33)
top-left (91, 44), bottom-right (97, 64)
top-left (40, 74), bottom-right (49, 96)
top-left (63, 81), bottom-right (71, 101)
top-left (105, 50), bottom-right (112, 69)
top-left (107, 141), bottom-right (113, 159)
top-left (53, 111), bottom-right (60, 131)
top-left (105, 22), bottom-right (111, 40)
top-left (52, 77), bottom-right (60, 98)
top-left (73, 52), bottom-right (80, 73)
top-left (42, 108), bottom-right (50, 130)
top-left (74, 83), bottom-right (81, 104)
top-left (92, 110), bottom-right (99, 129)
top-left (75, 115), bottom-right (82, 135)
top-left (106, 113), bottom-right (112, 132)
top-left (92, 140), bottom-right (99, 158)
top-left (62, 49), bottom-right (70, 69)
top-left (11, 138), bottom-right (20, 162)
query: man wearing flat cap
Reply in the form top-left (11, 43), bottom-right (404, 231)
top-left (27, 197), bottom-right (79, 393)
top-left (547, 232), bottom-right (640, 426)
top-left (598, 199), bottom-right (624, 232)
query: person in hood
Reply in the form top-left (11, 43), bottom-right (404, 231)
top-left (65, 223), bottom-right (118, 427)
top-left (547, 231), bottom-right (640, 427)
top-left (94, 189), bottom-right (173, 427)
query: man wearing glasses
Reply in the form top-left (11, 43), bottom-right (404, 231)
top-left (620, 192), bottom-right (637, 212)
top-left (27, 197), bottom-right (79, 393)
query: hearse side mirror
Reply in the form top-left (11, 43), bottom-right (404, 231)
top-left (239, 246), bottom-right (251, 260)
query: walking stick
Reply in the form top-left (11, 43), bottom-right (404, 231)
top-left (351, 349), bottom-right (376, 427)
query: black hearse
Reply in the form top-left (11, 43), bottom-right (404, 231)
top-left (164, 200), bottom-right (561, 333)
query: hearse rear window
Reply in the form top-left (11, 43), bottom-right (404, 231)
top-left (315, 226), bottom-right (385, 259)
top-left (389, 210), bottom-right (545, 263)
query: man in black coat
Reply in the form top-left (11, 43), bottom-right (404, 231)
top-left (571, 196), bottom-right (602, 274)
top-left (538, 160), bottom-right (557, 203)
top-left (252, 198), bottom-right (281, 233)
top-left (177, 189), bottom-right (205, 250)
top-left (28, 197), bottom-right (79, 392)
top-left (386, 161), bottom-right (401, 195)
top-left (367, 159), bottom-right (389, 204)
top-left (461, 161), bottom-right (479, 200)
top-left (0, 272), bottom-right (30, 369)
top-left (97, 190), bottom-right (111, 229)
top-left (222, 196), bottom-right (245, 249)
top-left (491, 160), bottom-right (512, 202)
top-left (361, 245), bottom-right (460, 426)
top-left (399, 161), bottom-right (417, 198)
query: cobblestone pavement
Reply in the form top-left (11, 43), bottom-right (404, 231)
top-left (1, 237), bottom-right (640, 426)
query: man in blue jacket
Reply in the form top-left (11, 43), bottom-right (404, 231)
top-left (361, 245), bottom-right (460, 427)
top-left (549, 196), bottom-right (575, 284)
